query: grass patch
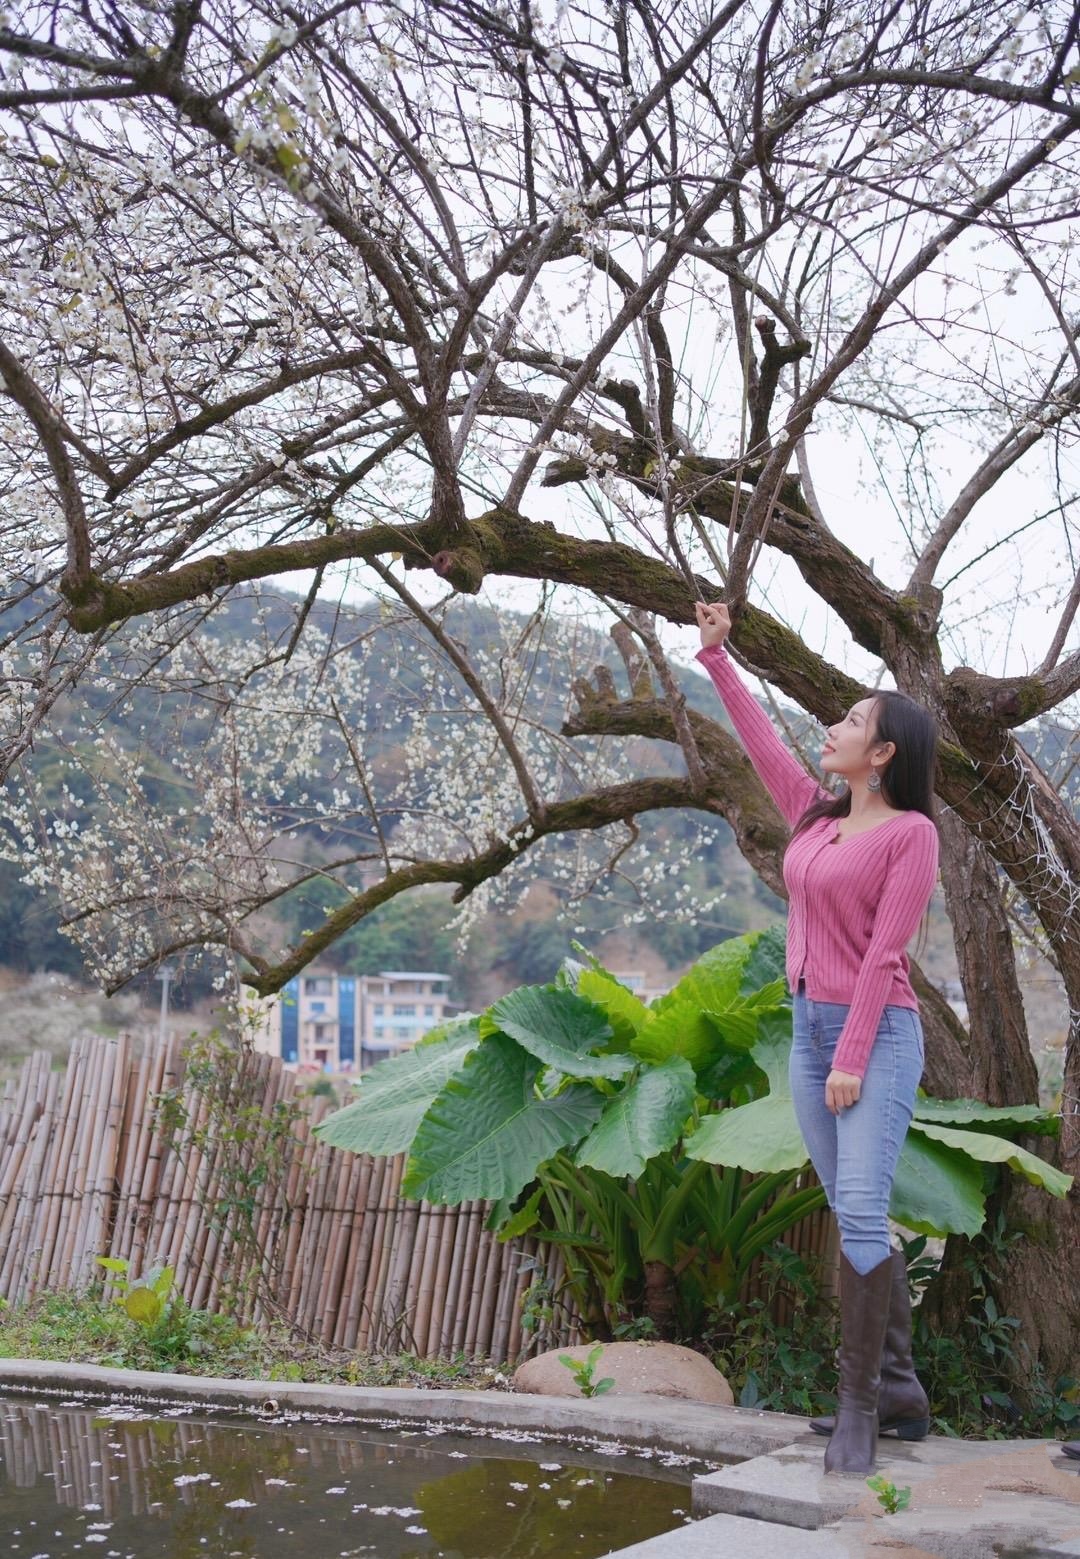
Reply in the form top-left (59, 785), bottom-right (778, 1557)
top-left (0, 1290), bottom-right (506, 1391)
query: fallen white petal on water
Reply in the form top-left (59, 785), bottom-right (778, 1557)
top-left (404, 1527), bottom-right (427, 1535)
top-left (539, 1462), bottom-right (562, 1471)
top-left (325, 1486), bottom-right (347, 1493)
top-left (174, 1473), bottom-right (212, 1486)
top-left (265, 1478), bottom-right (294, 1486)
top-left (225, 1498), bottom-right (257, 1508)
top-left (509, 1481), bottom-right (529, 1490)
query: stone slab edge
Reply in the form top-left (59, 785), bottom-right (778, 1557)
top-left (0, 1357), bottom-right (804, 1463)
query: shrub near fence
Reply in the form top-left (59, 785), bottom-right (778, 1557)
top-left (0, 1034), bottom-right (834, 1363)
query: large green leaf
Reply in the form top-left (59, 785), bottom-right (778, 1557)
top-left (630, 998), bottom-right (721, 1070)
top-left (575, 1057), bottom-right (697, 1179)
top-left (314, 1019), bottom-right (481, 1156)
top-left (695, 1047), bottom-right (768, 1103)
top-left (576, 969), bottom-right (649, 1047)
top-left (644, 931), bottom-right (786, 1057)
top-left (888, 1129), bottom-right (986, 1237)
top-left (683, 1014), bottom-right (808, 1173)
top-left (654, 934), bottom-right (752, 1015)
top-left (703, 983), bottom-right (789, 1051)
top-left (910, 1121), bottom-right (1073, 1199)
top-left (482, 984), bottom-right (634, 1079)
top-left (416, 1012), bottom-right (481, 1048)
top-left (912, 1096), bottom-right (1055, 1131)
top-left (403, 1033), bottom-right (604, 1204)
top-left (737, 924), bottom-right (788, 995)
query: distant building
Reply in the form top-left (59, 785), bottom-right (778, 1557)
top-left (253, 967), bottom-right (452, 1072)
top-left (610, 969), bottom-right (669, 1005)
top-left (357, 971), bottom-right (453, 1070)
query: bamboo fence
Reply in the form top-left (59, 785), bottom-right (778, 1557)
top-left (0, 1035), bottom-right (835, 1362)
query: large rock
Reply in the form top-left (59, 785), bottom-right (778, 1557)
top-left (512, 1340), bottom-right (734, 1405)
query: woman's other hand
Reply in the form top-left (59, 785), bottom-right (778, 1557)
top-left (695, 600), bottom-right (731, 648)
top-left (825, 1069), bottom-right (862, 1114)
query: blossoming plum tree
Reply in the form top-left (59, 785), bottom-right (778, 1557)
top-left (1, 0), bottom-right (1079, 1380)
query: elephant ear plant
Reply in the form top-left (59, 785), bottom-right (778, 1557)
top-left (316, 928), bottom-right (1071, 1339)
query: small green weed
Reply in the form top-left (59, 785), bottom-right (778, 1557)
top-left (866, 1474), bottom-right (911, 1514)
top-left (612, 1316), bottom-right (659, 1341)
top-left (558, 1343), bottom-right (615, 1398)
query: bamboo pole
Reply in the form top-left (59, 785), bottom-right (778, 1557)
top-left (109, 1046), bottom-right (151, 1267)
top-left (382, 1193), bottom-right (423, 1353)
top-left (0, 1067), bottom-right (59, 1301)
top-left (185, 1044), bottom-right (251, 1309)
top-left (320, 1148), bottom-right (364, 1344)
top-left (422, 1199), bottom-right (461, 1358)
top-left (50, 1039), bottom-right (93, 1289)
top-left (126, 1035), bottom-right (182, 1277)
top-left (277, 1106), bottom-right (319, 1318)
top-left (364, 1152), bottom-right (405, 1352)
top-left (62, 1036), bottom-right (117, 1288)
top-left (196, 1047), bottom-right (265, 1313)
top-left (0, 1057), bottom-right (41, 1294)
top-left (24, 1038), bottom-right (83, 1296)
top-left (304, 1137), bottom-right (348, 1340)
top-left (244, 1056), bottom-right (293, 1320)
top-left (411, 1200), bottom-right (445, 1356)
top-left (450, 1200), bottom-right (485, 1356)
top-left (73, 1033), bottom-right (126, 1287)
top-left (490, 1235), bottom-right (523, 1363)
top-left (349, 1151), bottom-right (391, 1350)
top-left (332, 1151), bottom-right (376, 1349)
top-left (439, 1197), bottom-right (476, 1359)
top-left (470, 1216), bottom-right (506, 1359)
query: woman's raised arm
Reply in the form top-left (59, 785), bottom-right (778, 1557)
top-left (695, 602), bottom-right (824, 828)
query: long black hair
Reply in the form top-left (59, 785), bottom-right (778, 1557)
top-left (791, 691), bottom-right (939, 840)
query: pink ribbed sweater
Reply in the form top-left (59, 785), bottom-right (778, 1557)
top-left (697, 644), bottom-right (939, 1078)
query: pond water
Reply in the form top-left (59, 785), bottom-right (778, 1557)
top-left (0, 1392), bottom-right (705, 1558)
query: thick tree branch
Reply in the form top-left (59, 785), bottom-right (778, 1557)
top-left (240, 772), bottom-right (725, 994)
top-left (0, 342), bottom-right (97, 589)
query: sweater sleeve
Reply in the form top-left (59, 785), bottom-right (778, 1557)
top-left (695, 644), bottom-right (824, 827)
top-left (831, 819), bottom-right (940, 1078)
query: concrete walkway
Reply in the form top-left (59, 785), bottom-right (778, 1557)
top-left (1, 1360), bottom-right (1077, 1558)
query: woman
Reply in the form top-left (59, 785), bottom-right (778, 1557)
top-left (695, 601), bottom-right (939, 1475)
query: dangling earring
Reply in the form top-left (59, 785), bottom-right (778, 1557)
top-left (867, 769), bottom-right (882, 793)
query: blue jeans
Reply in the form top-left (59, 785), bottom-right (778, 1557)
top-left (789, 990), bottom-right (925, 1275)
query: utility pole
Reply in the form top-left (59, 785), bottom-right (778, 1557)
top-left (156, 963), bottom-right (175, 1047)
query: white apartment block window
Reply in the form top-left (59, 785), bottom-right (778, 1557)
top-left (393, 1004), bottom-right (416, 1017)
top-left (394, 1026), bottom-right (411, 1039)
top-left (374, 1026), bottom-right (385, 1039)
top-left (423, 1005), bottom-right (435, 1017)
top-left (373, 1003), bottom-right (384, 1016)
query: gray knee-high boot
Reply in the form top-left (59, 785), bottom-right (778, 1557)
top-left (824, 1253), bottom-right (893, 1474)
top-left (811, 1248), bottom-right (930, 1441)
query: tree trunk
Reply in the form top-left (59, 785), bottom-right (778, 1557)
top-left (917, 818), bottom-right (1079, 1394)
top-left (935, 811), bottom-right (1039, 1105)
top-left (643, 1260), bottom-right (679, 1339)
